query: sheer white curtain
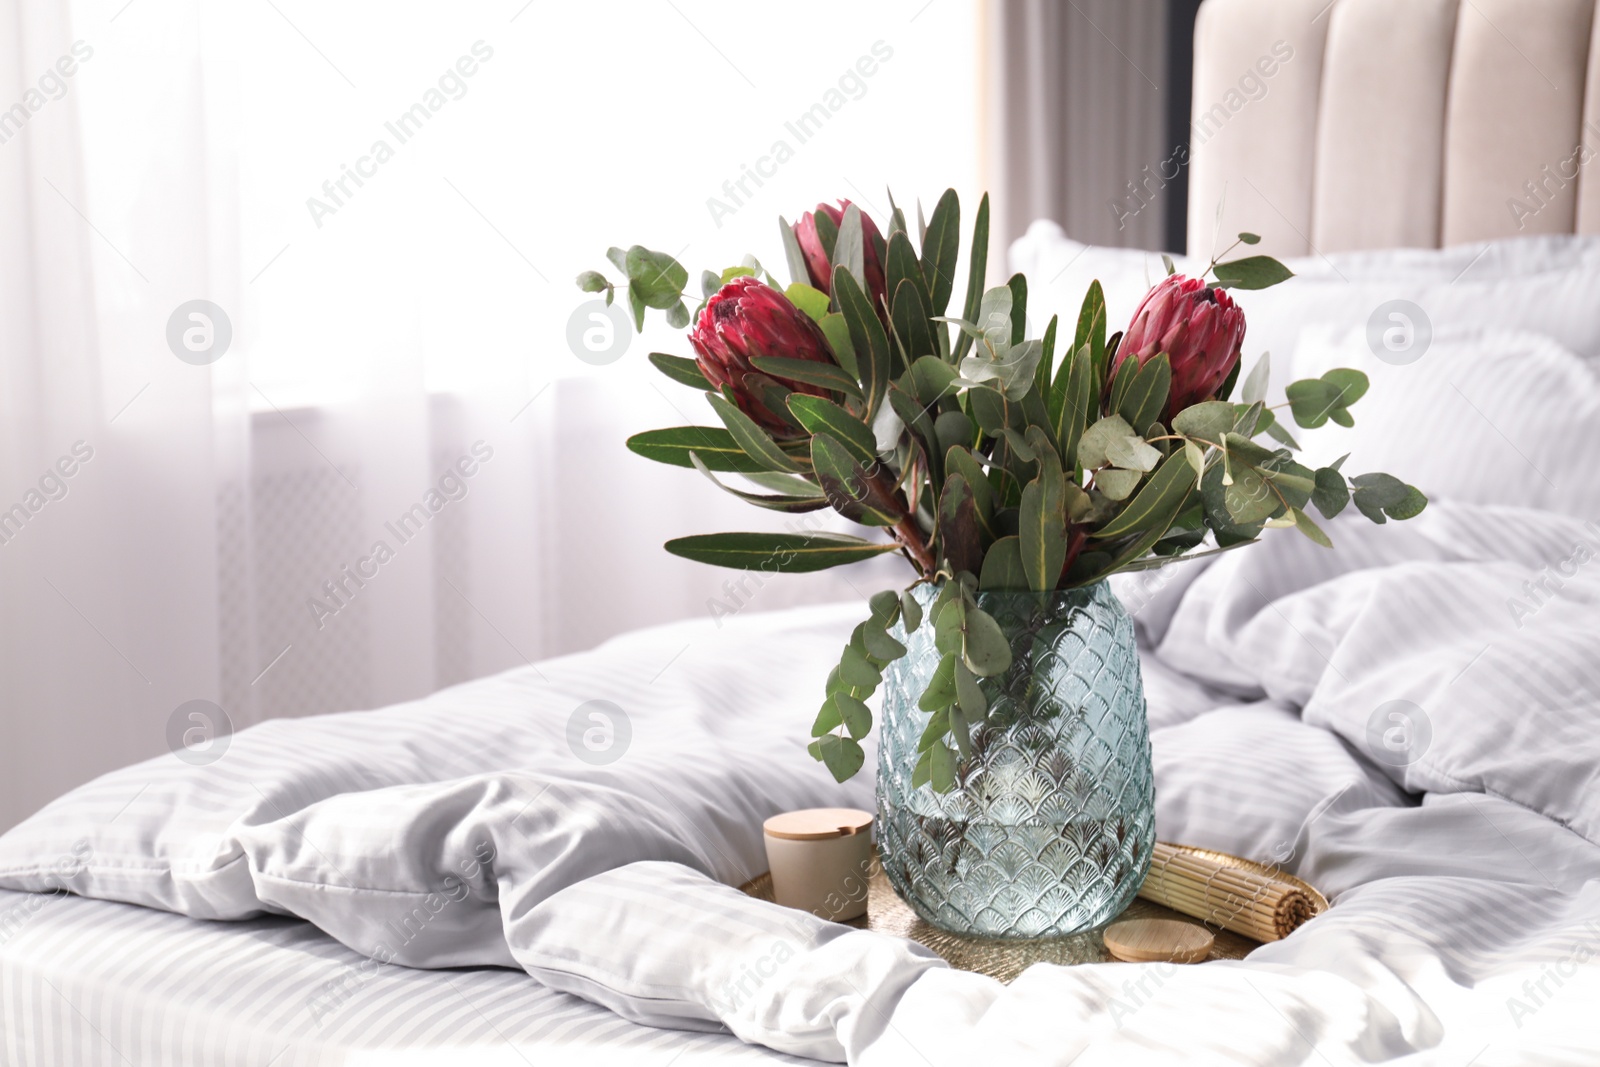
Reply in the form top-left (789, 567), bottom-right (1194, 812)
top-left (0, 0), bottom-right (979, 829)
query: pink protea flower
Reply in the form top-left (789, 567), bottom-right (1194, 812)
top-left (1115, 274), bottom-right (1247, 421)
top-left (690, 277), bottom-right (836, 437)
top-left (795, 200), bottom-right (888, 314)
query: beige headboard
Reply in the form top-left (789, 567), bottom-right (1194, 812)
top-left (1187, 0), bottom-right (1600, 259)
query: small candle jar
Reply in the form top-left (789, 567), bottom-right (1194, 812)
top-left (762, 808), bottom-right (874, 922)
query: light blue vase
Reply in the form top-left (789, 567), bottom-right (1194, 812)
top-left (876, 581), bottom-right (1155, 939)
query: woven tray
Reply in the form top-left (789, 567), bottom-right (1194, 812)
top-left (739, 844), bottom-right (1327, 984)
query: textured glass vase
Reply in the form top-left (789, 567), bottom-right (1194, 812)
top-left (876, 581), bottom-right (1155, 939)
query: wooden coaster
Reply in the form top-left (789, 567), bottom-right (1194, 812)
top-left (1103, 918), bottom-right (1214, 964)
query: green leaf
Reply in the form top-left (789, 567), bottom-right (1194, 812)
top-left (891, 279), bottom-right (936, 368)
top-left (663, 531), bottom-right (898, 572)
top-left (1322, 367), bottom-right (1370, 407)
top-left (834, 265), bottom-right (891, 418)
top-left (1095, 469), bottom-right (1143, 501)
top-left (1118, 353), bottom-right (1171, 432)
top-left (779, 216), bottom-right (811, 286)
top-left (719, 265), bottom-right (756, 285)
top-left (835, 203), bottom-right (866, 294)
top-left (862, 624), bottom-right (906, 662)
top-left (688, 454), bottom-right (829, 513)
top-left (888, 384), bottom-right (944, 489)
top-left (1006, 273), bottom-right (1028, 346)
top-left (929, 740), bottom-right (957, 793)
top-left (934, 410), bottom-right (976, 457)
top-left (908, 355), bottom-right (958, 408)
top-left (627, 426), bottom-right (768, 473)
top-left (1285, 378), bottom-right (1347, 429)
top-left (625, 246), bottom-right (689, 308)
top-left (1106, 435), bottom-right (1163, 472)
top-left (952, 193), bottom-right (989, 361)
top-left (1073, 280), bottom-right (1108, 387)
top-left (1034, 314), bottom-right (1058, 399)
top-left (1213, 255), bottom-right (1294, 291)
top-left (1184, 439), bottom-right (1207, 479)
top-left (944, 446), bottom-right (996, 517)
top-left (818, 313), bottom-right (858, 379)
top-left (869, 589), bottom-right (901, 622)
top-left (1238, 232), bottom-right (1261, 245)
top-left (954, 659), bottom-right (987, 720)
top-left (920, 651), bottom-right (958, 710)
top-left (1222, 465), bottom-right (1280, 525)
top-left (576, 270), bottom-right (608, 292)
top-left (916, 707), bottom-right (949, 754)
top-left (1051, 343), bottom-right (1094, 469)
top-left (979, 535), bottom-right (1027, 591)
top-left (627, 283), bottom-right (647, 331)
top-left (961, 606), bottom-right (1013, 677)
top-left (605, 246), bottom-right (628, 274)
top-left (911, 747), bottom-right (933, 790)
top-left (900, 590), bottom-right (924, 632)
top-left (835, 692), bottom-right (874, 739)
top-left (810, 696), bottom-right (842, 737)
top-left (1350, 472), bottom-right (1409, 509)
top-left (938, 474), bottom-right (983, 575)
top-left (1240, 353), bottom-right (1270, 404)
top-left (921, 188), bottom-right (962, 319)
top-left (1312, 467), bottom-right (1349, 518)
top-left (648, 353), bottom-right (712, 391)
top-left (706, 392), bottom-right (804, 473)
top-left (788, 395), bottom-right (878, 466)
top-left (1107, 353), bottom-right (1140, 416)
top-left (1078, 415), bottom-right (1137, 470)
top-left (750, 356), bottom-right (862, 400)
top-left (1291, 507), bottom-right (1333, 548)
top-left (948, 704), bottom-right (972, 760)
top-left (814, 210), bottom-right (839, 262)
top-left (812, 433), bottom-right (898, 525)
top-left (1387, 484), bottom-right (1428, 520)
top-left (808, 734), bottom-right (866, 783)
top-left (1019, 467), bottom-right (1067, 594)
top-left (665, 301), bottom-right (690, 329)
top-left (785, 283), bottom-right (831, 323)
top-left (839, 645), bottom-right (882, 688)
top-left (886, 230), bottom-right (931, 318)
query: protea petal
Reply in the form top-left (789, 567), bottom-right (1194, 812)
top-left (689, 276), bottom-right (839, 437)
top-left (1113, 274), bottom-right (1246, 421)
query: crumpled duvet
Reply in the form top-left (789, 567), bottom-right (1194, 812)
top-left (3, 501), bottom-right (1598, 1065)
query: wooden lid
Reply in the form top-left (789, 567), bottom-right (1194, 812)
top-left (1104, 918), bottom-right (1214, 964)
top-left (763, 808), bottom-right (873, 841)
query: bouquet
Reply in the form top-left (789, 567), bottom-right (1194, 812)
top-left (577, 190), bottom-right (1423, 792)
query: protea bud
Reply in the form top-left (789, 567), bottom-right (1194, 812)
top-left (795, 200), bottom-right (888, 314)
top-left (1114, 274), bottom-right (1246, 421)
top-left (690, 277), bottom-right (837, 436)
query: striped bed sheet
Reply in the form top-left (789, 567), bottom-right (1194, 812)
top-left (0, 887), bottom-right (799, 1066)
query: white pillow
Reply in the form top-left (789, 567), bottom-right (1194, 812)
top-left (1289, 325), bottom-right (1600, 516)
top-left (1009, 224), bottom-right (1600, 403)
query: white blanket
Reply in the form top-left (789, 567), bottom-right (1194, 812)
top-left (3, 502), bottom-right (1599, 1065)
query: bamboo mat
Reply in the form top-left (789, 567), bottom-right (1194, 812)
top-left (739, 843), bottom-right (1327, 984)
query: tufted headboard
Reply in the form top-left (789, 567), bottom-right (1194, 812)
top-left (1187, 0), bottom-right (1600, 259)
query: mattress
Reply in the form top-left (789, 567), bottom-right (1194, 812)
top-left (0, 887), bottom-right (799, 1066)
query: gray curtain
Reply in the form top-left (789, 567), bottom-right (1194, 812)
top-left (985, 0), bottom-right (1195, 256)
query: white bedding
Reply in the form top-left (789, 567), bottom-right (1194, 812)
top-left (4, 295), bottom-right (1600, 1063)
top-left (4, 499), bottom-right (1598, 1065)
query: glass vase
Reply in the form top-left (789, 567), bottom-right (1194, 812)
top-left (875, 581), bottom-right (1155, 939)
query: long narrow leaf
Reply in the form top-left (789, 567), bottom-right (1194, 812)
top-left (834, 265), bottom-right (891, 418)
top-left (626, 426), bottom-right (767, 473)
top-left (705, 392), bottom-right (804, 473)
top-left (664, 532), bottom-right (898, 572)
top-left (951, 193), bottom-right (989, 362)
top-left (920, 188), bottom-right (961, 318)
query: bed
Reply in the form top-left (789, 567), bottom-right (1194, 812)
top-left (6, 3), bottom-right (1600, 1065)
